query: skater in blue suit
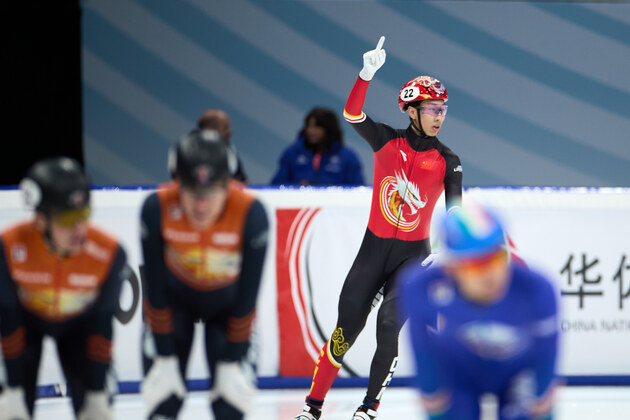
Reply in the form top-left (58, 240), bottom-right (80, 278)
top-left (399, 204), bottom-right (559, 420)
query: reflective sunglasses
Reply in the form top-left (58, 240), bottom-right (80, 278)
top-left (453, 249), bottom-right (508, 276)
top-left (417, 104), bottom-right (448, 117)
top-left (53, 206), bottom-right (91, 227)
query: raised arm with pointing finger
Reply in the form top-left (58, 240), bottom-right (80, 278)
top-left (344, 36), bottom-right (386, 123)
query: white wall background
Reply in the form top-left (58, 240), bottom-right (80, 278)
top-left (0, 186), bottom-right (628, 388)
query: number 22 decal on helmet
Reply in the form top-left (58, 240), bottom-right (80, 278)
top-left (398, 76), bottom-right (448, 112)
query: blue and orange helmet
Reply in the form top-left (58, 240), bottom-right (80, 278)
top-left (440, 204), bottom-right (506, 262)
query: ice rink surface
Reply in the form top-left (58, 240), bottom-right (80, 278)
top-left (33, 386), bottom-right (630, 419)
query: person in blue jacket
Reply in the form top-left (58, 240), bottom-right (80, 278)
top-left (398, 203), bottom-right (560, 420)
top-left (271, 107), bottom-right (365, 186)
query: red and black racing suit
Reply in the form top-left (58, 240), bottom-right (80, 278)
top-left (305, 76), bottom-right (462, 413)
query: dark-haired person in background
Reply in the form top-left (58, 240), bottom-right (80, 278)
top-left (271, 107), bottom-right (365, 186)
top-left (197, 109), bottom-right (249, 184)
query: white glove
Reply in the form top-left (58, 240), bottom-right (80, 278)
top-left (77, 390), bottom-right (111, 420)
top-left (420, 253), bottom-right (440, 268)
top-left (141, 356), bottom-right (186, 415)
top-left (359, 36), bottom-right (386, 81)
top-left (209, 360), bottom-right (256, 414)
top-left (0, 386), bottom-right (30, 419)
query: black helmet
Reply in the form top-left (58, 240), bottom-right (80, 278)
top-left (20, 157), bottom-right (90, 214)
top-left (168, 129), bottom-right (233, 188)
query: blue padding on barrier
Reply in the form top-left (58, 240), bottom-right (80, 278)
top-left (117, 381), bottom-right (140, 394)
top-left (34, 375), bottom-right (630, 398)
top-left (256, 376), bottom-right (630, 388)
top-left (563, 376), bottom-right (630, 386)
top-left (256, 377), bottom-right (416, 389)
top-left (36, 385), bottom-right (60, 398)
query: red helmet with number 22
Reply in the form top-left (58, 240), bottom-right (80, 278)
top-left (398, 76), bottom-right (448, 113)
